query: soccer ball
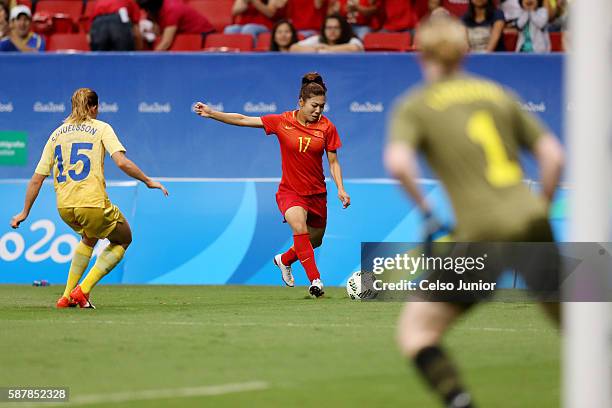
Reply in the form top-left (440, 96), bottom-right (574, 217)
top-left (346, 271), bottom-right (378, 300)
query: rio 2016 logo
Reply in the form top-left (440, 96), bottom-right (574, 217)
top-left (0, 219), bottom-right (79, 263)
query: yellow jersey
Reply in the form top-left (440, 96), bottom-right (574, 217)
top-left (35, 118), bottom-right (126, 208)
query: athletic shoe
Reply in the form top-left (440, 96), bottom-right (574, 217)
top-left (274, 254), bottom-right (295, 287)
top-left (56, 296), bottom-right (77, 308)
top-left (69, 285), bottom-right (96, 309)
top-left (309, 278), bottom-right (324, 298)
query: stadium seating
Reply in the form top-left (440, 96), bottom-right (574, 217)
top-left (363, 32), bottom-right (412, 52)
top-left (442, 0), bottom-right (468, 18)
top-left (256, 32), bottom-right (271, 52)
top-left (34, 1), bottom-right (82, 33)
top-left (169, 34), bottom-right (204, 51)
top-left (503, 31), bottom-right (518, 52)
top-left (204, 33), bottom-right (253, 52)
top-left (550, 32), bottom-right (563, 52)
top-left (188, 0), bottom-right (234, 33)
top-left (47, 33), bottom-right (89, 51)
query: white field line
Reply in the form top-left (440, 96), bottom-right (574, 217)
top-left (1, 381), bottom-right (268, 407)
top-left (3, 319), bottom-right (553, 332)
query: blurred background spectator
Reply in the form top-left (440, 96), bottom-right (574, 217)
top-left (428, 0), bottom-right (450, 18)
top-left (379, 0), bottom-right (418, 33)
top-left (282, 0), bottom-right (326, 38)
top-left (0, 5), bottom-right (45, 51)
top-left (328, 0), bottom-right (380, 39)
top-left (0, 2), bottom-right (9, 38)
top-left (516, 0), bottom-right (550, 52)
top-left (462, 0), bottom-right (505, 52)
top-left (548, 0), bottom-right (568, 31)
top-left (290, 13), bottom-right (363, 52)
top-left (224, 0), bottom-right (283, 38)
top-left (89, 0), bottom-right (143, 50)
top-left (138, 0), bottom-right (214, 51)
top-left (269, 18), bottom-right (298, 51)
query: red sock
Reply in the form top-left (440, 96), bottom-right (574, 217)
top-left (281, 246), bottom-right (298, 266)
top-left (293, 233), bottom-right (320, 282)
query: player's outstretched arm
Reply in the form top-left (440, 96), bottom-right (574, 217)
top-left (194, 102), bottom-right (264, 128)
top-left (111, 152), bottom-right (169, 196)
top-left (533, 133), bottom-right (564, 205)
top-left (10, 173), bottom-right (46, 229)
top-left (327, 150), bottom-right (350, 208)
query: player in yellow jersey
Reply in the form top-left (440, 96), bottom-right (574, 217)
top-left (384, 17), bottom-right (564, 408)
top-left (10, 88), bottom-right (168, 309)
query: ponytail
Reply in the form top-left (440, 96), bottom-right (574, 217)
top-left (64, 88), bottom-right (98, 124)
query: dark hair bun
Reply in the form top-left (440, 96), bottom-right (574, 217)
top-left (301, 72), bottom-right (327, 91)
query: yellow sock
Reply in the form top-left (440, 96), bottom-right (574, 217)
top-left (80, 244), bottom-right (126, 294)
top-left (62, 242), bottom-right (94, 299)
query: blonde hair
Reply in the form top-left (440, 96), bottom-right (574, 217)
top-left (416, 16), bottom-right (469, 73)
top-left (64, 88), bottom-right (98, 124)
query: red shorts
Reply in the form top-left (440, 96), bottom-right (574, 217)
top-left (275, 188), bottom-right (327, 228)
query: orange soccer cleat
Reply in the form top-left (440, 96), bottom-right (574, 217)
top-left (56, 296), bottom-right (77, 308)
top-left (69, 285), bottom-right (96, 309)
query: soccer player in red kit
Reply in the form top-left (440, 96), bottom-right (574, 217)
top-left (194, 72), bottom-right (350, 297)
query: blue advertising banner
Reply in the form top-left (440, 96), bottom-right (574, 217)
top-left (0, 179), bottom-right (568, 285)
top-left (0, 54), bottom-right (566, 286)
top-left (0, 54), bottom-right (563, 180)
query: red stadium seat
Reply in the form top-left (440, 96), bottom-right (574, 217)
top-left (188, 0), bottom-right (233, 32)
top-left (204, 33), bottom-right (253, 52)
top-left (442, 0), bottom-right (468, 18)
top-left (47, 33), bottom-right (89, 51)
top-left (363, 32), bottom-right (411, 52)
top-left (503, 31), bottom-right (518, 52)
top-left (169, 33), bottom-right (204, 51)
top-left (550, 32), bottom-right (563, 52)
top-left (256, 31), bottom-right (271, 51)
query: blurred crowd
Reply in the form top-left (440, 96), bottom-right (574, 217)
top-left (0, 0), bottom-right (570, 52)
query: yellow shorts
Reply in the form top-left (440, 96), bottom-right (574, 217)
top-left (58, 200), bottom-right (126, 239)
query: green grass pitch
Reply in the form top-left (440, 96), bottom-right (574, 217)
top-left (0, 285), bottom-right (560, 407)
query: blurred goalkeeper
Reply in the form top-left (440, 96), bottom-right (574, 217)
top-left (384, 16), bottom-right (564, 408)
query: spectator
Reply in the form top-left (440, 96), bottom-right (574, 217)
top-left (428, 0), bottom-right (450, 18)
top-left (270, 19), bottom-right (298, 51)
top-left (283, 0), bottom-right (326, 38)
top-left (328, 0), bottom-right (380, 39)
top-left (89, 0), bottom-right (143, 51)
top-left (0, 2), bottom-right (9, 39)
top-left (380, 0), bottom-right (418, 33)
top-left (138, 0), bottom-right (215, 51)
top-left (225, 0), bottom-right (284, 38)
top-left (516, 0), bottom-right (550, 52)
top-left (0, 5), bottom-right (44, 52)
top-left (548, 0), bottom-right (568, 31)
top-left (290, 13), bottom-right (363, 52)
top-left (500, 0), bottom-right (521, 25)
top-left (462, 0), bottom-right (505, 52)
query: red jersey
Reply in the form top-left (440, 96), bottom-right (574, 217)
top-left (92, 0), bottom-right (140, 22)
top-left (235, 3), bottom-right (276, 29)
top-left (262, 111), bottom-right (342, 196)
top-left (381, 0), bottom-right (417, 31)
top-left (286, 0), bottom-right (328, 31)
top-left (158, 0), bottom-right (215, 33)
top-left (336, 0), bottom-right (380, 27)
